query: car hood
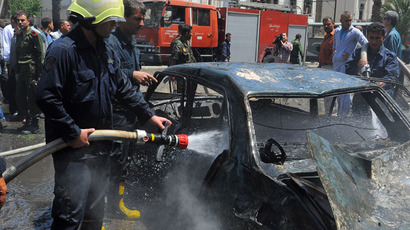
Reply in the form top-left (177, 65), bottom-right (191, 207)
top-left (307, 131), bottom-right (410, 229)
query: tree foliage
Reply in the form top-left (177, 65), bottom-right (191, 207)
top-left (381, 0), bottom-right (410, 46)
top-left (8, 0), bottom-right (42, 18)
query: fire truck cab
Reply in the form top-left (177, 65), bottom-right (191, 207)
top-left (137, 0), bottom-right (218, 65)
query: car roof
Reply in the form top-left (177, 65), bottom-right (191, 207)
top-left (163, 62), bottom-right (377, 97)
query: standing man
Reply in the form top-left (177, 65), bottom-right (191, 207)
top-left (41, 17), bottom-right (54, 50)
top-left (170, 24), bottom-right (196, 65)
top-left (332, 11), bottom-right (367, 116)
top-left (273, 32), bottom-right (293, 63)
top-left (106, 0), bottom-right (158, 217)
top-left (221, 32), bottom-right (231, 62)
top-left (318, 17), bottom-right (335, 69)
top-left (50, 20), bottom-right (71, 41)
top-left (346, 22), bottom-right (399, 114)
top-left (318, 17), bottom-right (336, 113)
top-left (382, 11), bottom-right (402, 59)
top-left (2, 14), bottom-right (18, 117)
top-left (346, 22), bottom-right (398, 95)
top-left (290, 34), bottom-right (303, 64)
top-left (15, 11), bottom-right (43, 134)
top-left (36, 0), bottom-right (170, 228)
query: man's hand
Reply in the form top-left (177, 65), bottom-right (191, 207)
top-left (69, 128), bottom-right (95, 148)
top-left (342, 51), bottom-right (350, 61)
top-left (148, 115), bottom-right (172, 130)
top-left (133, 71), bottom-right (158, 86)
top-left (358, 59), bottom-right (367, 70)
top-left (0, 176), bottom-right (6, 209)
top-left (377, 82), bottom-right (386, 88)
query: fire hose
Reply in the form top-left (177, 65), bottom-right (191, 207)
top-left (3, 129), bottom-right (188, 184)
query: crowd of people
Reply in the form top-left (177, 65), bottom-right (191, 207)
top-left (0, 1), bottom-right (407, 228)
top-left (0, 12), bottom-right (73, 133)
top-left (317, 10), bottom-right (402, 116)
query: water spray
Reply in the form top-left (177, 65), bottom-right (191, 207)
top-left (3, 129), bottom-right (189, 183)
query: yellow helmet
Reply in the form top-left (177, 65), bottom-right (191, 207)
top-left (68, 0), bottom-right (125, 24)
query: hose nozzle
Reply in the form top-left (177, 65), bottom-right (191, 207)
top-left (146, 133), bottom-right (188, 149)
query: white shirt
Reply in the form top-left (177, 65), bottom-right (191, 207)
top-left (2, 24), bottom-right (14, 62)
top-left (50, 30), bottom-right (62, 41)
top-left (332, 25), bottom-right (368, 73)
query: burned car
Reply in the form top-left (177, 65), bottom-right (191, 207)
top-left (123, 63), bottom-right (410, 230)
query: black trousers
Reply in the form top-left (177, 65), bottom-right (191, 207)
top-left (51, 143), bottom-right (111, 230)
top-left (106, 110), bottom-right (138, 214)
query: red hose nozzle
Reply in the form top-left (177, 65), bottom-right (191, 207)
top-left (176, 134), bottom-right (188, 149)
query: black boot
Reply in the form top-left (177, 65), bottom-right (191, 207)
top-left (20, 118), bottom-right (39, 134)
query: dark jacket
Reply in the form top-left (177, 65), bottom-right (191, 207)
top-left (221, 39), bottom-right (231, 61)
top-left (37, 26), bottom-right (154, 144)
top-left (346, 45), bottom-right (399, 90)
top-left (106, 28), bottom-right (141, 89)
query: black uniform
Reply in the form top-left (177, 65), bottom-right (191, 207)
top-left (37, 25), bottom-right (154, 229)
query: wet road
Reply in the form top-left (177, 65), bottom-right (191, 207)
top-left (0, 66), bottom-right (167, 229)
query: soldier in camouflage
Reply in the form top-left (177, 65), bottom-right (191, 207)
top-left (170, 24), bottom-right (195, 65)
top-left (15, 11), bottom-right (43, 134)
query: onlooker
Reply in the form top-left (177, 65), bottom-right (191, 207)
top-left (2, 14), bottom-right (17, 64)
top-left (346, 22), bottom-right (399, 112)
top-left (0, 19), bottom-right (7, 104)
top-left (41, 17), bottom-right (54, 51)
top-left (0, 157), bottom-right (6, 209)
top-left (221, 33), bottom-right (231, 62)
top-left (318, 17), bottom-right (335, 69)
top-left (106, 0), bottom-right (158, 217)
top-left (382, 11), bottom-right (402, 59)
top-left (332, 11), bottom-right (368, 116)
top-left (290, 33), bottom-right (303, 64)
top-left (318, 17), bottom-right (336, 114)
top-left (8, 21), bottom-right (20, 120)
top-left (1, 14), bottom-right (19, 116)
top-left (15, 11), bottom-right (43, 134)
top-left (50, 20), bottom-right (71, 41)
top-left (273, 32), bottom-right (293, 63)
top-left (170, 24), bottom-right (196, 65)
top-left (37, 0), bottom-right (170, 228)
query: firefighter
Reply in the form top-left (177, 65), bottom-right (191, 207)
top-left (170, 24), bottom-right (196, 65)
top-left (105, 0), bottom-right (158, 218)
top-left (36, 0), bottom-right (170, 228)
top-left (15, 11), bottom-right (43, 134)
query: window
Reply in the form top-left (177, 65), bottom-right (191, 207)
top-left (163, 6), bottom-right (185, 27)
top-left (193, 9), bottom-right (210, 26)
top-left (148, 75), bottom-right (230, 142)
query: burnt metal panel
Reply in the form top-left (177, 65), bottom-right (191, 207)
top-left (307, 131), bottom-right (410, 229)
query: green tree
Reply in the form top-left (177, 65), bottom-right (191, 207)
top-left (8, 0), bottom-right (42, 18)
top-left (381, 0), bottom-right (410, 46)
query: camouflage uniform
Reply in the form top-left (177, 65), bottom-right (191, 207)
top-left (15, 27), bottom-right (43, 133)
top-left (170, 35), bottom-right (196, 64)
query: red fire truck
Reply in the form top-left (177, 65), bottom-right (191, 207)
top-left (136, 0), bottom-right (308, 65)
